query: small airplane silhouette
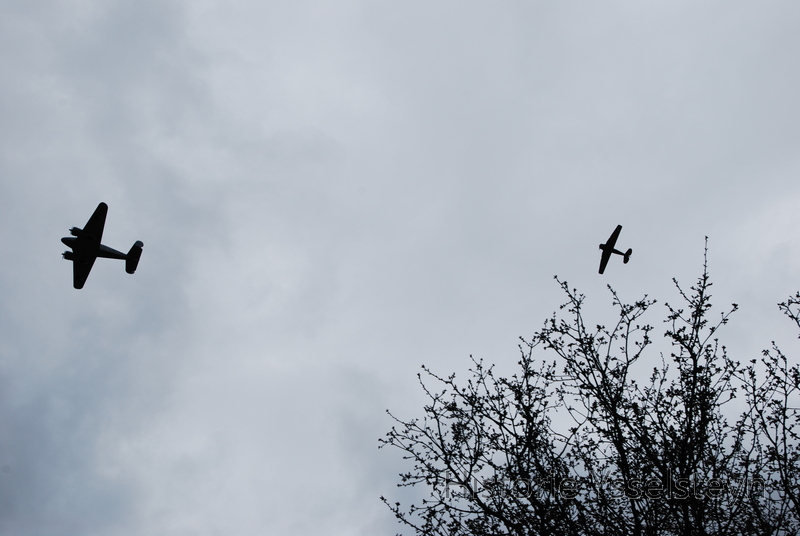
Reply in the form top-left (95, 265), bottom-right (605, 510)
top-left (598, 224), bottom-right (631, 274)
top-left (61, 202), bottom-right (143, 289)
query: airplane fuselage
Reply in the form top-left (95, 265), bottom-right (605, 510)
top-left (61, 236), bottom-right (127, 261)
top-left (599, 243), bottom-right (625, 256)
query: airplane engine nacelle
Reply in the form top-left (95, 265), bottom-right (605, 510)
top-left (62, 251), bottom-right (74, 261)
top-left (70, 227), bottom-right (83, 236)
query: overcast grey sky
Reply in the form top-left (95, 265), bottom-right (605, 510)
top-left (2, 1), bottom-right (800, 534)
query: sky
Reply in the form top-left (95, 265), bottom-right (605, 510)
top-left (2, 1), bottom-right (800, 534)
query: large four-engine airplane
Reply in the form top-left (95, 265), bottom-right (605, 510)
top-left (61, 202), bottom-right (143, 289)
top-left (598, 224), bottom-right (631, 275)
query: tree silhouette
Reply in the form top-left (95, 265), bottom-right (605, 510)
top-left (380, 251), bottom-right (800, 535)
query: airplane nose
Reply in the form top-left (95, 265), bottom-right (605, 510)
top-left (61, 236), bottom-right (74, 247)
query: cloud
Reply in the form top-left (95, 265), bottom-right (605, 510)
top-left (2, 1), bottom-right (800, 534)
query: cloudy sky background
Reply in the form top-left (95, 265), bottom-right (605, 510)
top-left (2, 1), bottom-right (800, 534)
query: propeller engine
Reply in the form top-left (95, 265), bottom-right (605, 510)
top-left (62, 251), bottom-right (74, 261)
top-left (69, 227), bottom-right (82, 236)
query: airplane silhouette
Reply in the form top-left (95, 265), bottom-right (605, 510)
top-left (61, 202), bottom-right (143, 289)
top-left (598, 224), bottom-right (631, 274)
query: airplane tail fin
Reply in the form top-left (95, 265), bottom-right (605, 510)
top-left (125, 241), bottom-right (143, 274)
top-left (624, 248), bottom-right (632, 264)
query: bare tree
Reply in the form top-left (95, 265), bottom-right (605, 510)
top-left (380, 252), bottom-right (800, 535)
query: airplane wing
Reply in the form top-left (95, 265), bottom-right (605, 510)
top-left (598, 249), bottom-right (612, 274)
top-left (73, 258), bottom-right (96, 289)
top-left (598, 225), bottom-right (623, 274)
top-left (605, 225), bottom-right (622, 249)
top-left (80, 202), bottom-right (108, 244)
top-left (69, 202), bottom-right (107, 288)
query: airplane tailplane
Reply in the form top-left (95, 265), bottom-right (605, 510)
top-left (624, 248), bottom-right (632, 264)
top-left (125, 241), bottom-right (144, 274)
